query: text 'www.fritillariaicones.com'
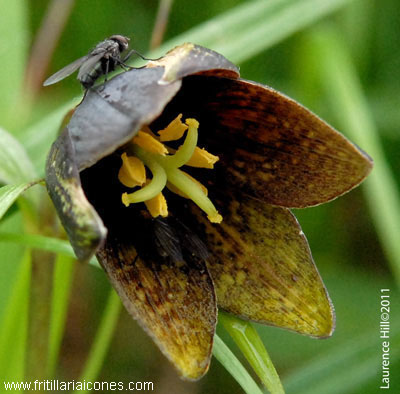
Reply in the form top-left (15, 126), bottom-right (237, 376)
top-left (3, 379), bottom-right (154, 391)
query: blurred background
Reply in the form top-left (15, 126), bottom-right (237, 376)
top-left (0, 0), bottom-right (399, 393)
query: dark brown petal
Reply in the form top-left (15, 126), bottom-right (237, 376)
top-left (186, 193), bottom-right (335, 338)
top-left (146, 43), bottom-right (240, 82)
top-left (97, 238), bottom-right (217, 380)
top-left (164, 76), bottom-right (373, 208)
top-left (45, 128), bottom-right (107, 260)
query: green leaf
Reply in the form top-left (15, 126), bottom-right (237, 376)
top-left (0, 232), bottom-right (99, 267)
top-left (0, 127), bottom-right (36, 184)
top-left (0, 212), bottom-right (25, 318)
top-left (75, 289), bottom-right (121, 393)
top-left (0, 182), bottom-right (36, 221)
top-left (220, 313), bottom-right (284, 394)
top-left (283, 323), bottom-right (400, 394)
top-left (18, 98), bottom-right (79, 174)
top-left (305, 26), bottom-right (400, 283)
top-left (213, 334), bottom-right (264, 394)
top-left (46, 254), bottom-right (75, 377)
top-left (150, 0), bottom-right (353, 64)
top-left (0, 250), bottom-right (31, 382)
top-left (0, 0), bottom-right (29, 128)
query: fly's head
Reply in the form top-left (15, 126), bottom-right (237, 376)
top-left (110, 35), bottom-right (130, 53)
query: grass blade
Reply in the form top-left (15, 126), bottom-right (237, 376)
top-left (0, 182), bottom-right (37, 221)
top-left (46, 254), bottom-right (75, 377)
top-left (0, 232), bottom-right (99, 267)
top-left (151, 0), bottom-right (354, 64)
top-left (74, 289), bottom-right (121, 393)
top-left (284, 322), bottom-right (400, 394)
top-left (0, 231), bottom-right (73, 255)
top-left (213, 334), bottom-right (264, 394)
top-left (18, 98), bottom-right (79, 174)
top-left (220, 313), bottom-right (284, 394)
top-left (0, 250), bottom-right (31, 382)
top-left (0, 127), bottom-right (36, 184)
top-left (306, 26), bottom-right (400, 283)
top-left (0, 0), bottom-right (28, 129)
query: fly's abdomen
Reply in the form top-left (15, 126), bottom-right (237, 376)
top-left (79, 58), bottom-right (117, 89)
top-left (79, 63), bottom-right (103, 89)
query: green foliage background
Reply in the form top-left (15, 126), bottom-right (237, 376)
top-left (0, 0), bottom-right (399, 393)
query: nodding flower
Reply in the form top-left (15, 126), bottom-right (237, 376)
top-left (46, 43), bottom-right (373, 380)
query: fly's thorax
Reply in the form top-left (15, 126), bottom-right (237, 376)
top-left (95, 39), bottom-right (119, 52)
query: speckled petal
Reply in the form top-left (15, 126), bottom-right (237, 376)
top-left (161, 75), bottom-right (373, 208)
top-left (97, 237), bottom-right (217, 380)
top-left (186, 193), bottom-right (335, 338)
top-left (45, 128), bottom-right (107, 261)
top-left (76, 152), bottom-right (216, 379)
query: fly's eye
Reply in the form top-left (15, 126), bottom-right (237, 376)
top-left (110, 35), bottom-right (129, 51)
top-left (110, 35), bottom-right (129, 45)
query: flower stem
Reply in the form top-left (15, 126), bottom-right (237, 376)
top-left (219, 312), bottom-right (284, 394)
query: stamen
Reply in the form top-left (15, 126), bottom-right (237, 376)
top-left (132, 131), bottom-right (168, 155)
top-left (119, 116), bottom-right (222, 223)
top-left (186, 147), bottom-right (219, 169)
top-left (158, 114), bottom-right (188, 141)
top-left (118, 153), bottom-right (146, 188)
top-left (145, 192), bottom-right (168, 217)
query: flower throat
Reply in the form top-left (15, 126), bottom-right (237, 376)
top-left (118, 114), bottom-right (222, 223)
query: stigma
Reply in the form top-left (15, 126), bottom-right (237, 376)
top-left (118, 114), bottom-right (222, 223)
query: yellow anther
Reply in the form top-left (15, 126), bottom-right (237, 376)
top-left (145, 192), bottom-right (168, 218)
top-left (118, 153), bottom-right (146, 188)
top-left (132, 131), bottom-right (168, 155)
top-left (167, 171), bottom-right (208, 198)
top-left (158, 114), bottom-right (188, 142)
top-left (186, 147), bottom-right (219, 169)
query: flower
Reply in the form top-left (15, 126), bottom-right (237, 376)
top-left (45, 43), bottom-right (373, 380)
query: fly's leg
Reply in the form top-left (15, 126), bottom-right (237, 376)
top-left (123, 49), bottom-right (158, 62)
top-left (103, 58), bottom-right (111, 83)
top-left (113, 50), bottom-right (160, 71)
top-left (112, 55), bottom-right (135, 70)
top-left (99, 58), bottom-right (111, 91)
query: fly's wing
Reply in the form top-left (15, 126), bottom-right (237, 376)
top-left (77, 50), bottom-right (106, 81)
top-left (43, 55), bottom-right (89, 86)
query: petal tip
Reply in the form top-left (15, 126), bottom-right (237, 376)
top-left (311, 297), bottom-right (336, 339)
top-left (147, 42), bottom-right (240, 84)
